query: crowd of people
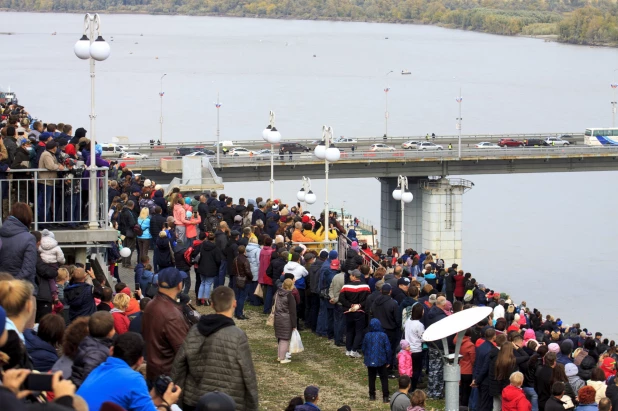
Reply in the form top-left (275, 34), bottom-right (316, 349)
top-left (0, 101), bottom-right (616, 411)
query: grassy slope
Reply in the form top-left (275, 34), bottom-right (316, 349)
top-left (197, 304), bottom-right (445, 411)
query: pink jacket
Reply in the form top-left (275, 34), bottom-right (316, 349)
top-left (397, 350), bottom-right (412, 377)
top-left (173, 204), bottom-right (191, 227)
top-left (185, 215), bottom-right (201, 239)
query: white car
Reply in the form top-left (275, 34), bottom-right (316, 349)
top-left (402, 141), bottom-right (419, 149)
top-left (369, 143), bottom-right (396, 151)
top-left (212, 140), bottom-right (235, 148)
top-left (545, 137), bottom-right (569, 146)
top-left (417, 142), bottom-right (443, 150)
top-left (229, 147), bottom-right (253, 156)
top-left (254, 149), bottom-right (272, 158)
top-left (120, 152), bottom-right (148, 159)
top-left (475, 142), bottom-right (499, 148)
top-left (186, 151), bottom-right (212, 157)
top-left (334, 137), bottom-right (357, 144)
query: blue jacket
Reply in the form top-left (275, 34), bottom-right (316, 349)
top-left (77, 356), bottom-right (156, 411)
top-left (362, 319), bottom-right (392, 367)
top-left (0, 216), bottom-right (37, 294)
top-left (24, 329), bottom-right (58, 372)
top-left (139, 270), bottom-right (155, 292)
top-left (137, 217), bottom-right (152, 239)
top-left (71, 335), bottom-right (113, 388)
top-left (295, 404), bottom-right (321, 411)
top-left (473, 340), bottom-right (496, 385)
top-left (64, 281), bottom-right (98, 323)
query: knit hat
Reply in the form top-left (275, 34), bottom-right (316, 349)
top-left (400, 339), bottom-right (410, 349)
top-left (328, 250), bottom-right (338, 260)
top-left (523, 329), bottom-right (536, 345)
top-left (429, 294), bottom-right (437, 304)
top-left (144, 179), bottom-right (152, 187)
top-left (234, 215), bottom-right (242, 222)
top-left (196, 391), bottom-right (236, 411)
top-left (565, 363), bottom-right (579, 377)
top-left (154, 184), bottom-right (162, 191)
top-left (351, 241), bottom-right (359, 251)
top-left (548, 343), bottom-right (560, 354)
top-left (186, 210), bottom-right (193, 218)
top-left (41, 229), bottom-right (55, 239)
top-left (271, 204), bottom-right (279, 212)
top-left (319, 250), bottom-right (329, 259)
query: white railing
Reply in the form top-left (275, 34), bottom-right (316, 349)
top-left (1, 168), bottom-right (109, 230)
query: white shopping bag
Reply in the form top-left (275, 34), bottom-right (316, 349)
top-left (290, 329), bottom-right (304, 354)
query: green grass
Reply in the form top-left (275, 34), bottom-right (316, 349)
top-left (197, 304), bottom-right (445, 410)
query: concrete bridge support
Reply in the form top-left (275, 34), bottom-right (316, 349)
top-left (380, 177), bottom-right (472, 266)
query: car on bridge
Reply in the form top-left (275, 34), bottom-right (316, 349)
top-left (175, 147), bottom-right (214, 156)
top-left (280, 142), bottom-right (310, 153)
top-left (417, 142), bottom-right (443, 150)
top-left (229, 147), bottom-right (253, 156)
top-left (402, 141), bottom-right (419, 149)
top-left (369, 143), bottom-right (396, 151)
top-left (333, 137), bottom-right (357, 144)
top-left (120, 152), bottom-right (149, 160)
top-left (254, 149), bottom-right (272, 158)
top-left (474, 142), bottom-right (500, 149)
top-left (545, 137), bottom-right (570, 146)
top-left (523, 138), bottom-right (548, 147)
top-left (498, 138), bottom-right (524, 147)
top-left (186, 151), bottom-right (215, 157)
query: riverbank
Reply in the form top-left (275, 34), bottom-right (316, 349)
top-left (1, 3), bottom-right (617, 48)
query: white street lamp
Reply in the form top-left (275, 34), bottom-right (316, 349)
top-left (74, 13), bottom-right (110, 230)
top-left (297, 176), bottom-right (316, 209)
top-left (392, 175), bottom-right (413, 253)
top-left (262, 111), bottom-right (281, 200)
top-left (456, 90), bottom-right (463, 160)
top-left (611, 69), bottom-right (618, 127)
top-left (159, 74), bottom-right (166, 144)
top-left (214, 94), bottom-right (222, 167)
top-left (315, 126), bottom-right (340, 242)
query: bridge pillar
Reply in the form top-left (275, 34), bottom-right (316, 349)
top-left (380, 177), bottom-right (472, 266)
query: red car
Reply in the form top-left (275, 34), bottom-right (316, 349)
top-left (498, 138), bottom-right (524, 147)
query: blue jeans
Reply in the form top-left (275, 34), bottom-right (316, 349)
top-left (522, 386), bottom-right (538, 411)
top-left (248, 281), bottom-right (261, 306)
top-left (234, 286), bottom-right (248, 318)
top-left (214, 261), bottom-right (227, 289)
top-left (198, 276), bottom-right (215, 299)
top-left (317, 299), bottom-right (334, 338)
top-left (263, 285), bottom-right (274, 314)
top-left (333, 304), bottom-right (346, 345)
top-left (37, 184), bottom-right (54, 223)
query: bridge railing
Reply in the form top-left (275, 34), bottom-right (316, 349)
top-left (120, 132), bottom-right (582, 151)
top-left (0, 167), bottom-right (109, 230)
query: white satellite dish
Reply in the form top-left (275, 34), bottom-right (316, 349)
top-left (423, 306), bottom-right (492, 342)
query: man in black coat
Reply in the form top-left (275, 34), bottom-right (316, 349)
top-left (544, 381), bottom-right (568, 411)
top-left (220, 197), bottom-right (236, 227)
top-left (473, 328), bottom-right (497, 411)
top-left (118, 201), bottom-right (137, 268)
top-left (369, 283), bottom-right (401, 372)
top-left (535, 352), bottom-right (557, 410)
top-left (391, 277), bottom-right (410, 305)
top-left (195, 233), bottom-right (222, 305)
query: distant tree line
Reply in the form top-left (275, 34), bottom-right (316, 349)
top-left (3, 0), bottom-right (618, 46)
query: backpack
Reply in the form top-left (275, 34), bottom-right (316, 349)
top-left (464, 289), bottom-right (474, 302)
top-left (402, 302), bottom-right (419, 331)
top-left (184, 247), bottom-right (194, 265)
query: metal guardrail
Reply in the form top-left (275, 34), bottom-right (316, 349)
top-left (119, 132), bottom-right (582, 151)
top-left (1, 167), bottom-right (109, 230)
top-left (419, 178), bottom-right (474, 191)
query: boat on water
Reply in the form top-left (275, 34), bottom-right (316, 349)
top-left (401, 70), bottom-right (411, 75)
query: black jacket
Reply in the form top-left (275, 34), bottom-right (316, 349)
top-left (391, 286), bottom-right (407, 304)
top-left (606, 382), bottom-right (618, 411)
top-left (35, 255), bottom-right (59, 303)
top-left (309, 258), bottom-right (326, 294)
top-left (544, 396), bottom-right (567, 411)
top-left (369, 294), bottom-right (401, 331)
top-left (214, 230), bottom-right (228, 258)
top-left (153, 191), bottom-right (168, 216)
top-left (150, 214), bottom-right (166, 239)
top-left (118, 206), bottom-right (137, 238)
top-left (71, 335), bottom-right (113, 388)
top-left (64, 280), bottom-right (102, 323)
top-left (220, 206), bottom-right (236, 227)
top-left (266, 255), bottom-right (286, 280)
top-left (156, 236), bottom-right (174, 269)
top-left (197, 202), bottom-right (209, 230)
top-left (535, 364), bottom-right (554, 410)
top-left (196, 241), bottom-right (222, 278)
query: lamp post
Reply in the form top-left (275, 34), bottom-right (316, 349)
top-left (384, 87), bottom-right (390, 138)
top-left (215, 94), bottom-right (222, 167)
top-left (74, 13), bottom-right (110, 230)
top-left (262, 111), bottom-right (281, 200)
top-left (610, 69), bottom-right (618, 128)
top-left (391, 175), bottom-right (413, 253)
top-left (456, 90), bottom-right (463, 159)
top-left (159, 74), bottom-right (166, 144)
top-left (314, 126), bottom-right (340, 242)
top-left (296, 176), bottom-right (317, 210)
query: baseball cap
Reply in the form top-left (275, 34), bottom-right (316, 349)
top-left (329, 259), bottom-right (340, 270)
top-left (328, 250), bottom-right (338, 260)
top-left (234, 215), bottom-right (242, 222)
top-left (119, 162), bottom-right (127, 168)
top-left (157, 267), bottom-right (183, 289)
top-left (304, 386), bottom-right (320, 402)
top-left (398, 277), bottom-right (411, 286)
top-left (381, 283), bottom-right (392, 293)
top-left (18, 138), bottom-right (30, 146)
top-left (196, 391), bottom-right (236, 411)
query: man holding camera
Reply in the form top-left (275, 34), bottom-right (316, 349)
top-left (77, 332), bottom-right (182, 411)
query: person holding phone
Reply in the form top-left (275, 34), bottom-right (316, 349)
top-left (1, 370), bottom-right (77, 409)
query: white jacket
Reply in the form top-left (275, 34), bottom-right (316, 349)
top-left (39, 229), bottom-right (65, 265)
top-left (283, 261), bottom-right (308, 281)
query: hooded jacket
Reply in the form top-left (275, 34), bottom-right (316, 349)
top-left (153, 190), bottom-right (168, 216)
top-left (309, 257), bottom-right (326, 294)
top-left (24, 329), bottom-right (58, 372)
top-left (501, 385), bottom-right (531, 411)
top-left (196, 241), bottom-right (222, 278)
top-left (171, 314), bottom-right (258, 411)
top-left (64, 280), bottom-right (102, 323)
top-left (71, 335), bottom-right (113, 388)
top-left (274, 288), bottom-right (297, 340)
top-left (245, 242), bottom-right (261, 280)
top-left (0, 216), bottom-right (37, 290)
top-left (39, 229), bottom-right (65, 265)
top-left (111, 308), bottom-right (130, 335)
top-left (35, 254), bottom-right (59, 303)
top-left (362, 319), bottom-right (392, 367)
top-left (283, 261), bottom-right (309, 289)
top-left (367, 294), bottom-right (399, 333)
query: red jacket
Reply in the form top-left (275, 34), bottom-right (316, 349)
top-left (111, 310), bottom-right (130, 334)
top-left (258, 246), bottom-right (274, 285)
top-left (453, 274), bottom-right (466, 298)
top-left (502, 385), bottom-right (531, 411)
top-left (457, 336), bottom-right (476, 375)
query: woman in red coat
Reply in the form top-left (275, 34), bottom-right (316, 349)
top-left (110, 293), bottom-right (130, 335)
top-left (453, 270), bottom-right (466, 301)
top-left (502, 371), bottom-right (532, 411)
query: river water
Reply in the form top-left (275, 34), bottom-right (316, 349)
top-left (1, 12), bottom-right (616, 337)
